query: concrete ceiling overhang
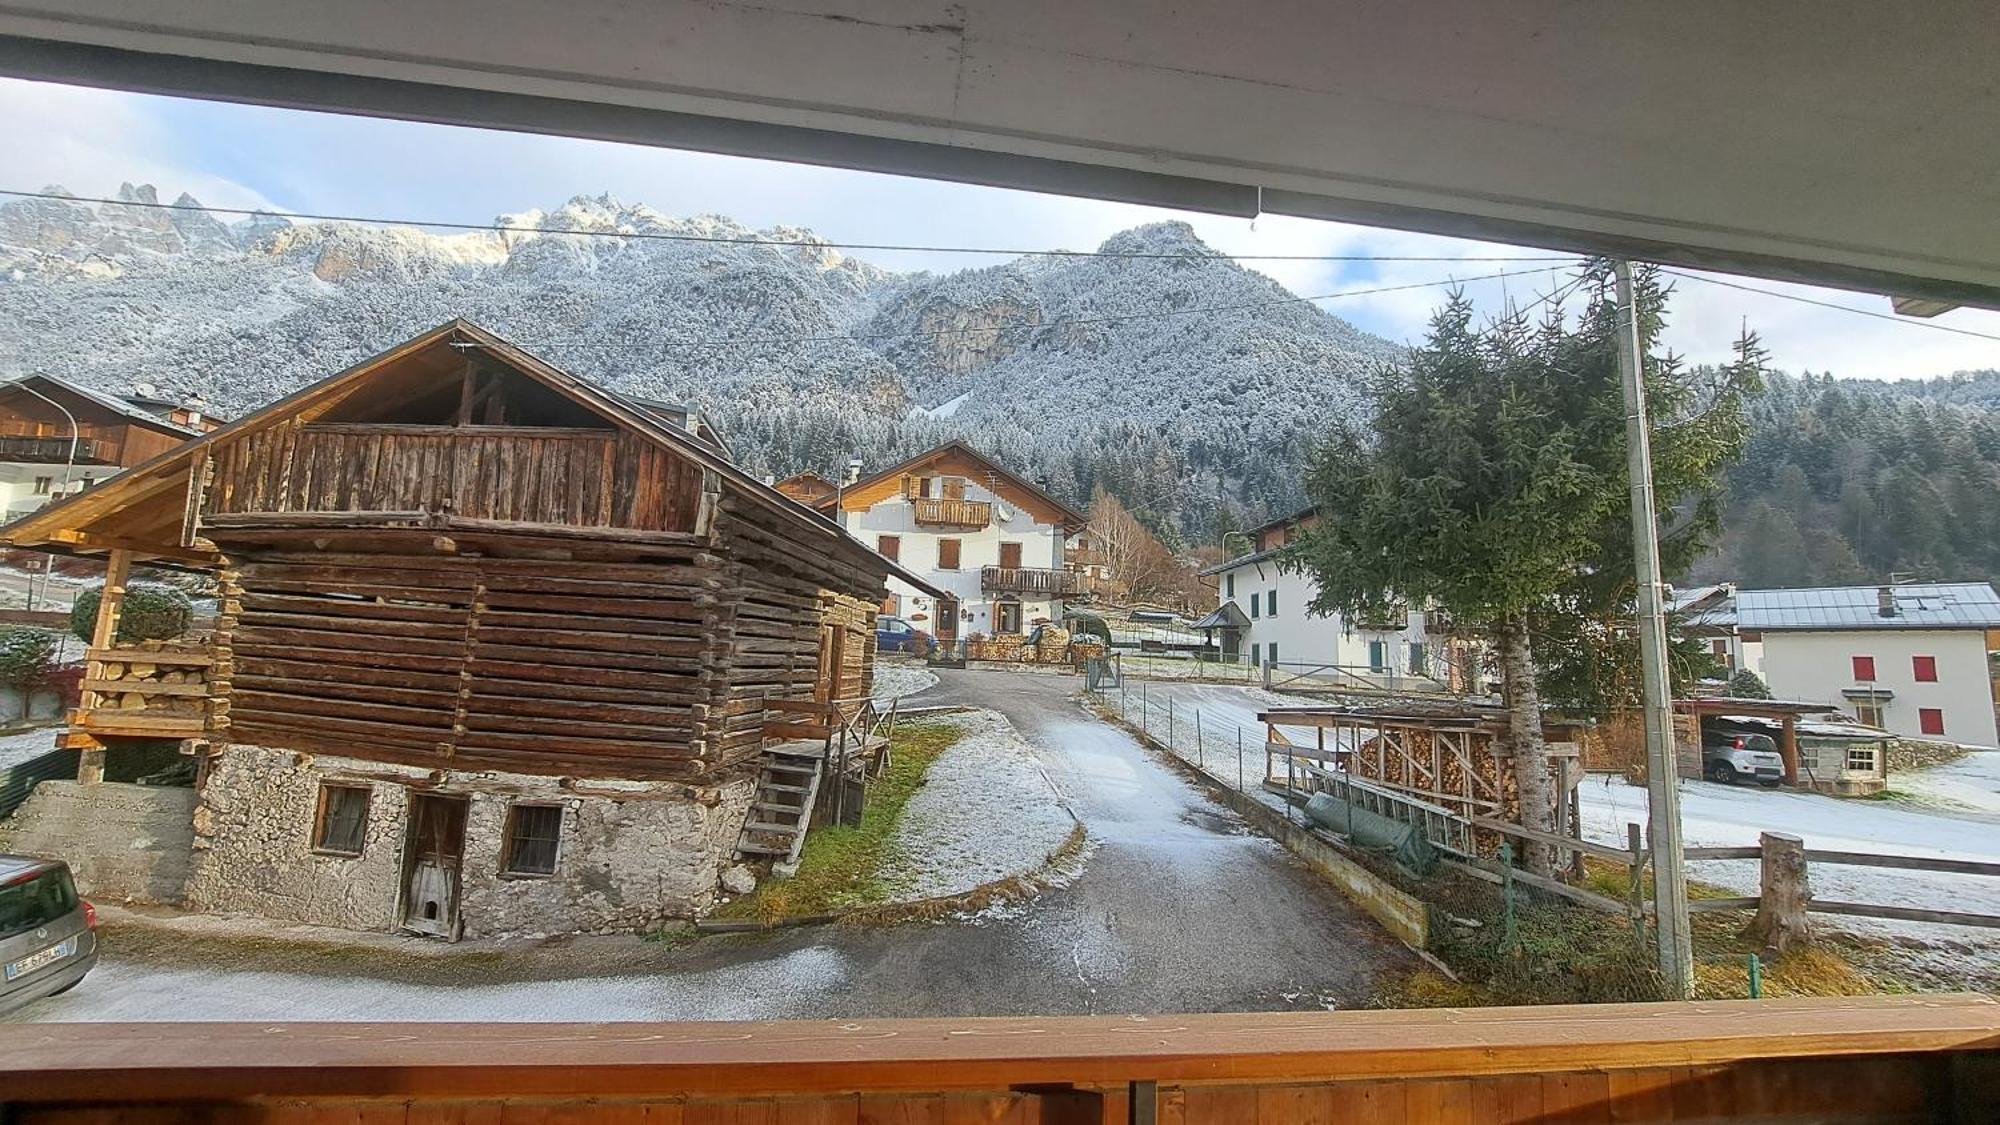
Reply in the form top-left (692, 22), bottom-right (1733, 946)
top-left (1, 2), bottom-right (1995, 308)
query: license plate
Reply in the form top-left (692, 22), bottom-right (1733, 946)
top-left (4, 937), bottom-right (75, 981)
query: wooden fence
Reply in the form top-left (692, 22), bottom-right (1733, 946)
top-left (0, 744), bottom-right (69, 818)
top-left (1684, 833), bottom-right (2000, 931)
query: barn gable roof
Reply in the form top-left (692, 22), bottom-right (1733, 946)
top-left (0, 320), bottom-right (941, 594)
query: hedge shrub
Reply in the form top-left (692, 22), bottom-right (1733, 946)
top-left (0, 627), bottom-right (60, 687)
top-left (70, 583), bottom-right (195, 645)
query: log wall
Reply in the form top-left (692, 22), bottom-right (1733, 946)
top-left (214, 547), bottom-right (731, 780)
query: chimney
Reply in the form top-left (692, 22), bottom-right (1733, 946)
top-left (1877, 585), bottom-right (1897, 618)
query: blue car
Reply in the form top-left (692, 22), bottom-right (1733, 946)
top-left (876, 615), bottom-right (932, 654)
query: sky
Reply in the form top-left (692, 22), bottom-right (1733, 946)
top-left (6, 75), bottom-right (1998, 380)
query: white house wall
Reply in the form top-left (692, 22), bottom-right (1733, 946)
top-left (1757, 629), bottom-right (1998, 748)
top-left (1211, 556), bottom-right (1430, 674)
top-left (842, 480), bottom-right (1066, 636)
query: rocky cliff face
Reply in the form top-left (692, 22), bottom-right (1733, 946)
top-left (0, 186), bottom-right (1401, 538)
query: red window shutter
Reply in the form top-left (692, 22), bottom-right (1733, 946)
top-left (1851, 656), bottom-right (1875, 682)
top-left (1919, 708), bottom-right (1946, 736)
top-left (1913, 655), bottom-right (1938, 682)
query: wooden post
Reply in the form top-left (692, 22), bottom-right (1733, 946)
top-left (1778, 714), bottom-right (1800, 785)
top-left (74, 547), bottom-right (132, 785)
top-left (1750, 831), bottom-right (1811, 954)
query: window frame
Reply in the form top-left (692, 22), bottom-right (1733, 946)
top-left (1918, 708), bottom-right (1946, 737)
top-left (1266, 641), bottom-right (1278, 666)
top-left (1225, 574), bottom-right (1235, 598)
top-left (1851, 655), bottom-right (1876, 682)
top-left (1250, 643), bottom-right (1261, 667)
top-left (31, 476), bottom-right (52, 496)
top-left (1266, 589), bottom-right (1277, 617)
top-left (1912, 655), bottom-right (1938, 683)
top-left (310, 783), bottom-right (371, 857)
top-left (501, 802), bottom-right (565, 877)
top-left (1853, 701), bottom-right (1885, 728)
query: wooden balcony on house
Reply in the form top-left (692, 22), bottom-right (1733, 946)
top-left (64, 645), bottom-right (214, 747)
top-left (912, 497), bottom-right (991, 529)
top-left (982, 565), bottom-right (1094, 597)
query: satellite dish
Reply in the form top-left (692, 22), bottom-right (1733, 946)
top-left (993, 503), bottom-right (1013, 522)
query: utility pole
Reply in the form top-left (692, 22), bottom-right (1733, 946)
top-left (1615, 259), bottom-right (1693, 999)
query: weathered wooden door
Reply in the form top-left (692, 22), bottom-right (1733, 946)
top-left (935, 597), bottom-right (959, 641)
top-left (403, 795), bottom-right (467, 939)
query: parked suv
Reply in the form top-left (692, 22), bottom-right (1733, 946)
top-left (1702, 731), bottom-right (1785, 787)
top-left (0, 856), bottom-right (97, 1014)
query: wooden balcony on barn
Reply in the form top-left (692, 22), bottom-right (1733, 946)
top-left (982, 565), bottom-right (1094, 597)
top-left (911, 497), bottom-right (991, 529)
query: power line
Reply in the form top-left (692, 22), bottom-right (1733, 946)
top-left (1659, 269), bottom-right (2000, 344)
top-left (0, 187), bottom-right (1579, 265)
top-left (499, 265), bottom-right (1571, 351)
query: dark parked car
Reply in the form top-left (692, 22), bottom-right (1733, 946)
top-left (1, 856), bottom-right (97, 1014)
top-left (876, 615), bottom-right (932, 654)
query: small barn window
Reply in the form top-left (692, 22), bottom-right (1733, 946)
top-left (1919, 708), bottom-right (1946, 737)
top-left (311, 784), bottom-right (370, 856)
top-left (502, 804), bottom-right (563, 876)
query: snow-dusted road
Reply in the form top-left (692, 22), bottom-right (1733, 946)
top-left (10, 669), bottom-right (1412, 1022)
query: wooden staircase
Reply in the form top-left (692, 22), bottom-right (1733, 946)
top-left (734, 740), bottom-right (825, 875)
top-left (735, 696), bottom-right (900, 875)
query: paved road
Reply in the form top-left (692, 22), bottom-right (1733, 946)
top-left (12, 668), bottom-right (1413, 1022)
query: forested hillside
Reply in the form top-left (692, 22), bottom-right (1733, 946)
top-left (1690, 371), bottom-right (2000, 588)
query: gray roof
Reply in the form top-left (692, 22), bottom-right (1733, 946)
top-left (1200, 546), bottom-right (1282, 576)
top-left (1736, 583), bottom-right (2000, 631)
top-left (6, 373), bottom-right (201, 436)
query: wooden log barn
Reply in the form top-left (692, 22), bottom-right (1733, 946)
top-left (0, 320), bottom-right (940, 938)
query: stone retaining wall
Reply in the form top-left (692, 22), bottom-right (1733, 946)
top-left (0, 780), bottom-right (196, 904)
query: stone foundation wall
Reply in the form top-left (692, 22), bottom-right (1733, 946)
top-left (0, 780), bottom-right (196, 904)
top-left (184, 744), bottom-right (756, 938)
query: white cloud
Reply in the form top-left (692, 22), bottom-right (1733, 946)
top-left (0, 77), bottom-right (277, 211)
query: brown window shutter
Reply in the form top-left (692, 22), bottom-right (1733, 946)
top-left (999, 541), bottom-right (1022, 569)
top-left (877, 535), bottom-right (900, 562)
top-left (939, 538), bottom-right (962, 569)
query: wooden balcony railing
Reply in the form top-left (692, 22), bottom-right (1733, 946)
top-left (912, 497), bottom-right (991, 529)
top-left (982, 565), bottom-right (1093, 597)
top-left (0, 433), bottom-right (112, 464)
top-left (4, 996), bottom-right (1995, 1122)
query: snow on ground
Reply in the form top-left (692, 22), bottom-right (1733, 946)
top-left (1895, 750), bottom-right (2000, 815)
top-left (871, 660), bottom-right (939, 703)
top-left (1577, 771), bottom-right (2000, 983)
top-left (884, 710), bottom-right (1079, 901)
top-left (10, 945), bottom-right (852, 1023)
top-left (0, 726), bottom-right (59, 770)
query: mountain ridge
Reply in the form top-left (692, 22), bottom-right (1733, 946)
top-left (0, 185), bottom-right (1402, 540)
